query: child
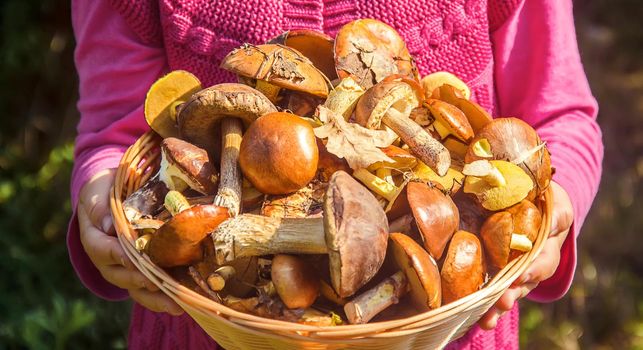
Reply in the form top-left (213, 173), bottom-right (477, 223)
top-left (69, 0), bottom-right (603, 348)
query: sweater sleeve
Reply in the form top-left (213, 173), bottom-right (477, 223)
top-left (491, 0), bottom-right (603, 301)
top-left (68, 0), bottom-right (167, 300)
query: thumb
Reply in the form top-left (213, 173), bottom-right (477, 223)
top-left (80, 169), bottom-right (116, 234)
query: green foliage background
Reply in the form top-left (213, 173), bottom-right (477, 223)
top-left (0, 0), bottom-right (640, 349)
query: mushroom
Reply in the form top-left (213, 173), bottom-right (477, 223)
top-left (426, 83), bottom-right (493, 135)
top-left (441, 230), bottom-right (485, 304)
top-left (322, 76), bottom-right (365, 120)
top-left (451, 191), bottom-right (491, 234)
top-left (355, 79), bottom-right (451, 176)
top-left (343, 232), bottom-right (441, 324)
top-left (464, 118), bottom-right (552, 199)
top-left (463, 159), bottom-right (535, 211)
top-left (366, 145), bottom-right (418, 185)
top-left (212, 171), bottom-right (389, 298)
top-left (144, 191), bottom-right (230, 267)
top-left (220, 43), bottom-right (329, 103)
top-left (421, 71), bottom-right (471, 100)
top-left (481, 200), bottom-right (541, 269)
top-left (407, 181), bottom-right (460, 260)
top-left (144, 70), bottom-right (202, 138)
top-left (334, 19), bottom-right (418, 89)
top-left (315, 138), bottom-right (351, 182)
top-left (425, 99), bottom-right (474, 143)
top-left (271, 254), bottom-right (321, 309)
top-left (267, 29), bottom-right (337, 81)
top-left (239, 112), bottom-right (319, 195)
top-left (412, 161), bottom-right (465, 194)
top-left (177, 83), bottom-right (277, 216)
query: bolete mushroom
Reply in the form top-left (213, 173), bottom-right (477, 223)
top-left (463, 159), bottom-right (535, 211)
top-left (267, 29), bottom-right (337, 81)
top-left (421, 71), bottom-right (470, 100)
top-left (407, 181), bottom-right (460, 260)
top-left (412, 161), bottom-right (465, 194)
top-left (441, 230), bottom-right (485, 304)
top-left (239, 112), bottom-right (319, 195)
top-left (481, 200), bottom-right (541, 269)
top-left (426, 99), bottom-right (474, 143)
top-left (220, 43), bottom-right (329, 103)
top-left (334, 19), bottom-right (418, 89)
top-left (344, 232), bottom-right (441, 324)
top-left (465, 118), bottom-right (552, 199)
top-left (144, 191), bottom-right (230, 267)
top-left (211, 171), bottom-right (389, 297)
top-left (271, 254), bottom-right (320, 309)
top-left (355, 79), bottom-right (451, 176)
top-left (177, 83), bottom-right (277, 215)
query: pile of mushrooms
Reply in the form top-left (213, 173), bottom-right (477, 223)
top-left (123, 18), bottom-right (552, 326)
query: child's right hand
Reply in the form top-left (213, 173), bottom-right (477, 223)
top-left (77, 169), bottom-right (184, 316)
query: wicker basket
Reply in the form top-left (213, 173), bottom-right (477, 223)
top-left (110, 131), bottom-right (552, 350)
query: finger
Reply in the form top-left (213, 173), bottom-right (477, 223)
top-left (100, 265), bottom-right (159, 292)
top-left (129, 288), bottom-right (184, 316)
top-left (79, 205), bottom-right (134, 269)
top-left (478, 306), bottom-right (499, 330)
top-left (79, 169), bottom-right (116, 234)
top-left (517, 238), bottom-right (561, 285)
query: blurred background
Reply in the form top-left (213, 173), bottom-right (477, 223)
top-left (0, 0), bottom-right (640, 349)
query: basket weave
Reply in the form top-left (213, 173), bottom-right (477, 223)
top-left (110, 131), bottom-right (552, 350)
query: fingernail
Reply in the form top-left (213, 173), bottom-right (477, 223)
top-left (102, 216), bottom-right (113, 233)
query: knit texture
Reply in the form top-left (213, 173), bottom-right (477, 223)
top-left (105, 0), bottom-right (525, 349)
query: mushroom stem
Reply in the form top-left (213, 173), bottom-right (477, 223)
top-left (212, 214), bottom-right (328, 264)
top-left (482, 167), bottom-right (506, 187)
top-left (382, 108), bottom-right (450, 176)
top-left (206, 265), bottom-right (237, 291)
top-left (164, 190), bottom-right (191, 216)
top-left (168, 100), bottom-right (185, 122)
top-left (376, 167), bottom-right (395, 185)
top-left (510, 234), bottom-right (533, 252)
top-left (135, 233), bottom-right (153, 251)
top-left (214, 118), bottom-right (244, 216)
top-left (343, 271), bottom-right (408, 324)
top-left (352, 168), bottom-right (399, 202)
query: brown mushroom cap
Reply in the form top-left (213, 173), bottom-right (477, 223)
top-left (159, 137), bottom-right (218, 195)
top-left (220, 44), bottom-right (329, 98)
top-left (465, 118), bottom-right (552, 198)
top-left (421, 72), bottom-right (471, 100)
top-left (480, 211), bottom-right (513, 269)
top-left (441, 230), bottom-right (485, 304)
top-left (324, 171), bottom-right (389, 298)
top-left (355, 80), bottom-right (420, 130)
top-left (407, 182), bottom-right (460, 260)
top-left (176, 83), bottom-right (277, 157)
top-left (267, 30), bottom-right (337, 81)
top-left (426, 99), bottom-right (474, 143)
top-left (390, 233), bottom-right (441, 311)
top-left (239, 112), bottom-right (319, 195)
top-left (146, 205), bottom-right (230, 267)
top-left (335, 19), bottom-right (417, 89)
top-left (271, 254), bottom-right (321, 309)
top-left (507, 200), bottom-right (541, 242)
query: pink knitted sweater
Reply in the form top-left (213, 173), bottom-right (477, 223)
top-left (69, 0), bottom-right (603, 348)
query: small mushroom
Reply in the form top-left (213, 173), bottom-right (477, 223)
top-left (334, 19), bottom-right (418, 89)
top-left (412, 161), bottom-right (465, 194)
top-left (158, 137), bottom-right (219, 195)
top-left (212, 171), bottom-right (389, 298)
top-left (239, 112), bottom-right (319, 195)
top-left (177, 83), bottom-right (277, 216)
top-left (464, 118), bottom-right (552, 199)
top-left (144, 70), bottom-right (202, 138)
top-left (220, 43), bottom-right (329, 103)
top-left (426, 99), bottom-right (474, 143)
top-left (463, 159), bottom-right (535, 211)
top-left (271, 254), bottom-right (320, 309)
top-left (267, 29), bottom-right (337, 81)
top-left (355, 80), bottom-right (451, 176)
top-left (421, 72), bottom-right (470, 100)
top-left (145, 191), bottom-right (230, 267)
top-left (441, 230), bottom-right (485, 304)
top-left (322, 76), bottom-right (365, 120)
top-left (343, 232), bottom-right (441, 324)
top-left (451, 191), bottom-right (491, 234)
top-left (407, 181), bottom-right (460, 260)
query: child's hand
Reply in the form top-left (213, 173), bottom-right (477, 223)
top-left (77, 169), bottom-right (184, 316)
top-left (478, 181), bottom-right (574, 330)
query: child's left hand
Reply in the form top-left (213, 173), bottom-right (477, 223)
top-left (478, 181), bottom-right (574, 330)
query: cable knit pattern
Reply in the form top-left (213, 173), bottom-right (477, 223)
top-left (108, 0), bottom-right (163, 46)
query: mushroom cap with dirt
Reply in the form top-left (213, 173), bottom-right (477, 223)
top-left (267, 29), bottom-right (337, 81)
top-left (211, 171), bottom-right (389, 298)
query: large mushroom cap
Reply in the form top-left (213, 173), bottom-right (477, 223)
top-left (407, 181), bottom-right (459, 260)
top-left (324, 171), bottom-right (389, 298)
top-left (335, 19), bottom-right (417, 89)
top-left (390, 233), bottom-right (441, 311)
top-left (176, 83), bottom-right (277, 156)
top-left (267, 30), bottom-right (337, 81)
top-left (159, 137), bottom-right (218, 195)
top-left (355, 80), bottom-right (420, 130)
top-left (440, 230), bottom-right (485, 304)
top-left (506, 200), bottom-right (541, 243)
top-left (220, 44), bottom-right (329, 98)
top-left (146, 204), bottom-right (230, 267)
top-left (480, 211), bottom-right (513, 269)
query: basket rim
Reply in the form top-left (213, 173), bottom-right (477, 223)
top-left (110, 130), bottom-right (552, 339)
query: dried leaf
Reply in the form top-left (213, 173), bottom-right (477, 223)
top-left (314, 106), bottom-right (397, 170)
